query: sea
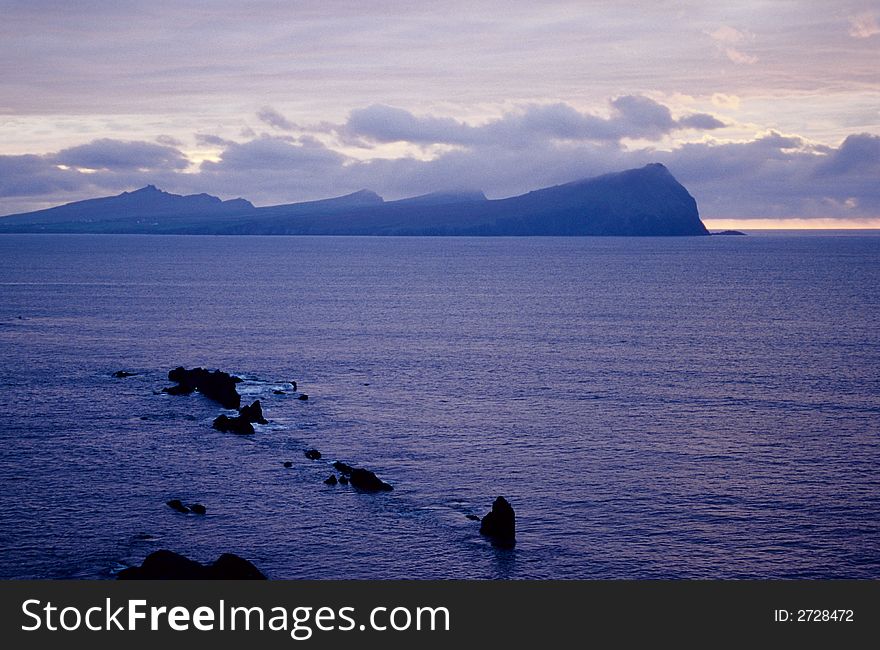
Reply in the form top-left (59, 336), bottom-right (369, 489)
top-left (0, 232), bottom-right (878, 579)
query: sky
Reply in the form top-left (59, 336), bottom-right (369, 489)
top-left (1, 0), bottom-right (878, 227)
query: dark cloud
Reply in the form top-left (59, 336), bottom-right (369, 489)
top-left (54, 138), bottom-right (188, 171)
top-left (257, 106), bottom-right (297, 131)
top-left (344, 96), bottom-right (725, 146)
top-left (195, 133), bottom-right (235, 147)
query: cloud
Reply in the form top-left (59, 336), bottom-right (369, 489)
top-left (195, 133), bottom-right (235, 147)
top-left (344, 97), bottom-right (725, 146)
top-left (848, 12), bottom-right (880, 38)
top-left (54, 138), bottom-right (189, 171)
top-left (708, 25), bottom-right (758, 64)
top-left (257, 106), bottom-right (297, 131)
top-left (156, 134), bottom-right (183, 146)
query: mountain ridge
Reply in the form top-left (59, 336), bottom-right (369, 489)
top-left (0, 164), bottom-right (709, 236)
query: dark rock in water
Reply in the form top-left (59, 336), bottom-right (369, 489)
top-left (479, 496), bottom-right (516, 547)
top-left (466, 514), bottom-right (481, 521)
top-left (304, 449), bottom-right (322, 460)
top-left (162, 383), bottom-right (194, 396)
top-left (212, 414), bottom-right (254, 435)
top-left (713, 230), bottom-right (746, 236)
top-left (112, 370), bottom-right (137, 378)
top-left (165, 367), bottom-right (241, 409)
top-left (283, 461), bottom-right (293, 468)
top-left (338, 475), bottom-right (349, 485)
top-left (324, 474), bottom-right (338, 485)
top-left (349, 468), bottom-right (393, 492)
top-left (166, 499), bottom-right (190, 514)
top-left (189, 503), bottom-right (206, 515)
top-left (290, 381), bottom-right (297, 391)
top-left (117, 550), bottom-right (266, 580)
top-left (239, 400), bottom-right (268, 424)
top-left (332, 461), bottom-right (355, 475)
top-left (297, 393), bottom-right (309, 401)
top-left (273, 389), bottom-right (286, 395)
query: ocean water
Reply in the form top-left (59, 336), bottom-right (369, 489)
top-left (0, 233), bottom-right (878, 579)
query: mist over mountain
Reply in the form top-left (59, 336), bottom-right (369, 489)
top-left (0, 164), bottom-right (708, 236)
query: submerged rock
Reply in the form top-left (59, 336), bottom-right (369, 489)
top-left (283, 461), bottom-right (293, 468)
top-left (349, 468), bottom-right (393, 492)
top-left (166, 499), bottom-right (190, 514)
top-left (273, 389), bottom-right (286, 395)
top-left (189, 503), bottom-right (206, 515)
top-left (112, 370), bottom-right (137, 378)
top-left (297, 394), bottom-right (309, 401)
top-left (212, 414), bottom-right (254, 435)
top-left (118, 550), bottom-right (266, 580)
top-left (466, 514), bottom-right (481, 521)
top-left (479, 496), bottom-right (516, 548)
top-left (324, 474), bottom-right (338, 485)
top-left (164, 367), bottom-right (242, 409)
top-left (304, 449), bottom-right (322, 460)
top-left (239, 400), bottom-right (268, 424)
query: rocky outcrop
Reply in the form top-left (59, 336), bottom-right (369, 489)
top-left (349, 468), bottom-right (393, 492)
top-left (239, 400), bottom-right (268, 424)
top-left (212, 414), bottom-right (254, 435)
top-left (163, 367), bottom-right (242, 409)
top-left (166, 499), bottom-right (190, 513)
top-left (118, 550), bottom-right (266, 580)
top-left (331, 461), bottom-right (393, 491)
top-left (479, 496), bottom-right (516, 548)
top-left (332, 461), bottom-right (355, 475)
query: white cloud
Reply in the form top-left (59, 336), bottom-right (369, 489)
top-left (848, 12), bottom-right (880, 38)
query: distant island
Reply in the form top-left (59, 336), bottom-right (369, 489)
top-left (713, 230), bottom-right (747, 236)
top-left (0, 163), bottom-right (709, 236)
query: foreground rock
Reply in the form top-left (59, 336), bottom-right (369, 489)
top-left (479, 496), bottom-right (516, 548)
top-left (239, 400), bottom-right (268, 424)
top-left (212, 414), bottom-right (254, 435)
top-left (118, 550), bottom-right (266, 580)
top-left (163, 367), bottom-right (242, 409)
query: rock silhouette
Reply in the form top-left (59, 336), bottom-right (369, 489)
top-left (212, 414), bottom-right (254, 435)
top-left (324, 474), bottom-right (338, 485)
top-left (163, 367), bottom-right (242, 409)
top-left (304, 449), bottom-right (322, 460)
top-left (239, 400), bottom-right (268, 424)
top-left (189, 503), bottom-right (206, 515)
top-left (112, 370), bottom-right (137, 378)
top-left (332, 461), bottom-right (355, 475)
top-left (166, 499), bottom-right (190, 513)
top-left (479, 496), bottom-right (516, 548)
top-left (297, 394), bottom-right (309, 401)
top-left (118, 550), bottom-right (266, 580)
top-left (349, 468), bottom-right (393, 492)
